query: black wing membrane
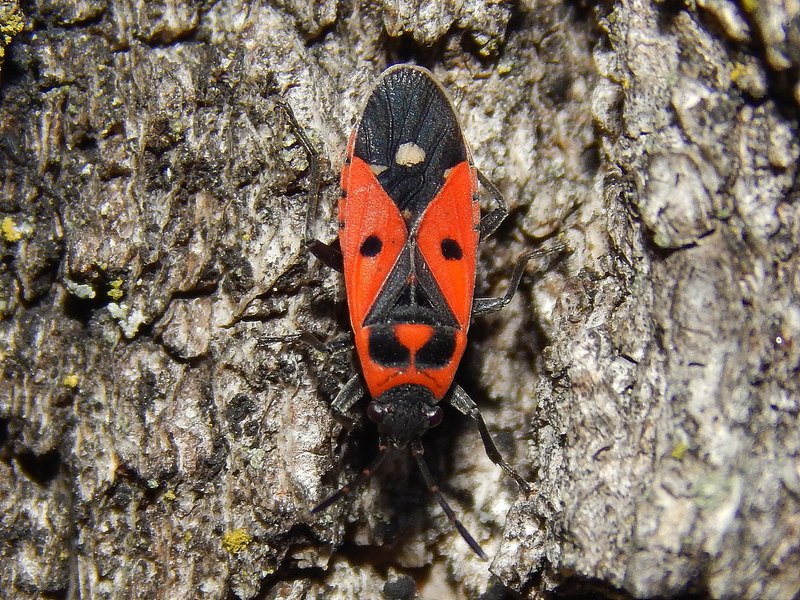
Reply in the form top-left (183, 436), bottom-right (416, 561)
top-left (353, 66), bottom-right (468, 219)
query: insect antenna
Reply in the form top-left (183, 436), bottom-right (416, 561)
top-left (311, 444), bottom-right (390, 514)
top-left (411, 439), bottom-right (488, 560)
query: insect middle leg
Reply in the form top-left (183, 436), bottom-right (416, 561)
top-left (472, 241), bottom-right (569, 318)
top-left (261, 330), bottom-right (353, 354)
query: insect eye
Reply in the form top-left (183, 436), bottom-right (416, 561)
top-left (367, 401), bottom-right (386, 423)
top-left (426, 406), bottom-right (443, 428)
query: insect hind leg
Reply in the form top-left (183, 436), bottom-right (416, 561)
top-left (472, 250), bottom-right (536, 317)
top-left (275, 99), bottom-right (343, 272)
top-left (476, 169), bottom-right (508, 241)
top-left (450, 385), bottom-right (532, 494)
top-left (307, 237), bottom-right (344, 272)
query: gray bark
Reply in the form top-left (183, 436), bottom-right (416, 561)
top-left (1, 0), bottom-right (798, 598)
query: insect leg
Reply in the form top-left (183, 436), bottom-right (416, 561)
top-left (261, 332), bottom-right (360, 420)
top-left (410, 439), bottom-right (488, 561)
top-left (261, 330), bottom-right (353, 355)
top-left (477, 169), bottom-right (508, 241)
top-left (472, 241), bottom-right (569, 318)
top-left (275, 99), bottom-right (344, 272)
top-left (312, 444), bottom-right (390, 514)
top-left (307, 237), bottom-right (344, 272)
top-left (450, 385), bottom-right (532, 494)
top-left (330, 374), bottom-right (367, 421)
top-left (472, 250), bottom-right (536, 317)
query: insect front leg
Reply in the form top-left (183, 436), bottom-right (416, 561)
top-left (330, 374), bottom-right (367, 423)
top-left (311, 376), bottom-right (373, 514)
top-left (275, 99), bottom-right (343, 272)
top-left (262, 332), bottom-right (360, 426)
top-left (449, 385), bottom-right (532, 494)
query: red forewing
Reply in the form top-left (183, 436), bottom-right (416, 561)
top-left (339, 156), bottom-right (408, 328)
top-left (415, 161), bottom-right (480, 330)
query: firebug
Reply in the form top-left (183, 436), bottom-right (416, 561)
top-left (277, 64), bottom-right (556, 559)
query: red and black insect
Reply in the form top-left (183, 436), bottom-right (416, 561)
top-left (281, 64), bottom-right (541, 559)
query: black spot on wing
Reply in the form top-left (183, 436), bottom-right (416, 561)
top-left (415, 328), bottom-right (456, 369)
top-left (440, 238), bottom-right (462, 260)
top-left (368, 326), bottom-right (411, 367)
top-left (354, 67), bottom-right (467, 219)
top-left (360, 235), bottom-right (383, 257)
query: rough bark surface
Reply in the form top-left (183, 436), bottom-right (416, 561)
top-left (1, 0), bottom-right (798, 599)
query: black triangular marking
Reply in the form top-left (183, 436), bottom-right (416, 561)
top-left (363, 240), bottom-right (458, 328)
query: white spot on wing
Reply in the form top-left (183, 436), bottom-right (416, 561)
top-left (395, 142), bottom-right (426, 167)
top-left (370, 164), bottom-right (388, 175)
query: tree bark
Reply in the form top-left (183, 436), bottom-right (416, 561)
top-left (1, 0), bottom-right (798, 599)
